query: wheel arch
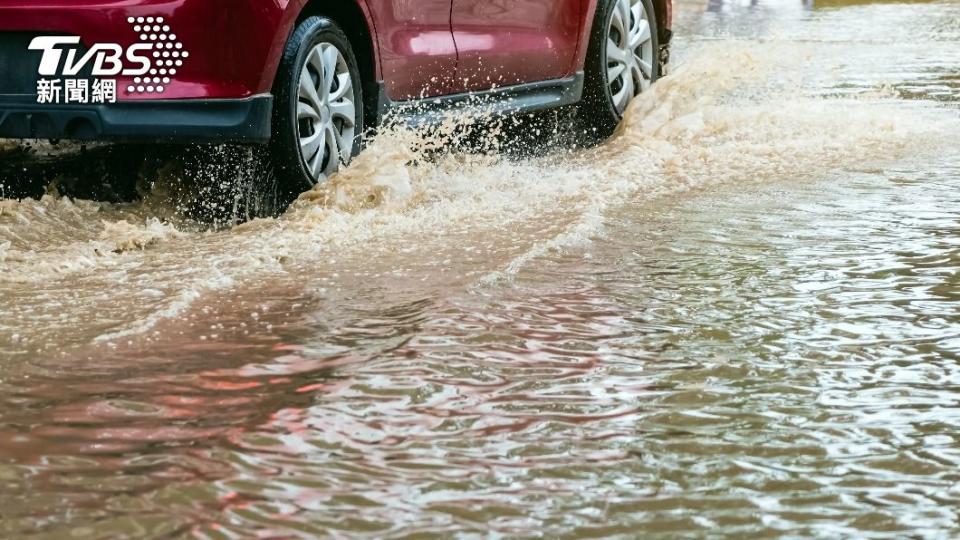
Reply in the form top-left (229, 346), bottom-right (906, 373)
top-left (650, 0), bottom-right (672, 44)
top-left (286, 0), bottom-right (382, 125)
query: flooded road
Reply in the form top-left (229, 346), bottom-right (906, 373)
top-left (2, 0), bottom-right (960, 537)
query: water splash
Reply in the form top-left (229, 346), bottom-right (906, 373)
top-left (0, 41), bottom-right (956, 348)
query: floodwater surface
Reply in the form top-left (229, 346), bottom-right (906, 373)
top-left (1, 0), bottom-right (960, 537)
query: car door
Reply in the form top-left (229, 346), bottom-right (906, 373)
top-left (450, 0), bottom-right (583, 93)
top-left (365, 0), bottom-right (458, 100)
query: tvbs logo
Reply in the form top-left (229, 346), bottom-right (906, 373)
top-left (30, 36), bottom-right (153, 77)
top-left (29, 16), bottom-right (188, 104)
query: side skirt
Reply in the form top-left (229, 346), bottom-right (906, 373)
top-left (373, 72), bottom-right (585, 127)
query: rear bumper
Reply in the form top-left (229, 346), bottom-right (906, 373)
top-left (0, 95), bottom-right (273, 143)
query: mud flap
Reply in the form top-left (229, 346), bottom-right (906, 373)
top-left (659, 28), bottom-right (672, 77)
top-left (659, 44), bottom-right (671, 77)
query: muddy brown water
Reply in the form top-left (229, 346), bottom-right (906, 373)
top-left (2, 0), bottom-right (960, 537)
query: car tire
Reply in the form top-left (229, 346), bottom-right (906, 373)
top-left (270, 16), bottom-right (364, 195)
top-left (577, 0), bottom-right (660, 143)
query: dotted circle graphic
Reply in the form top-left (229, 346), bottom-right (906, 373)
top-left (125, 16), bottom-right (188, 95)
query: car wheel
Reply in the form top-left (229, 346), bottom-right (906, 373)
top-left (271, 16), bottom-right (364, 194)
top-left (577, 0), bottom-right (660, 143)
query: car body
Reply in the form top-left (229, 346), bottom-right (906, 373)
top-left (0, 0), bottom-right (672, 194)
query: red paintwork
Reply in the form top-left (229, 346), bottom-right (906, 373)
top-left (575, 0), bottom-right (601, 75)
top-left (0, 0), bottom-right (671, 102)
top-left (363, 0), bottom-right (459, 100)
top-left (451, 0), bottom-right (584, 92)
top-left (0, 0), bottom-right (307, 100)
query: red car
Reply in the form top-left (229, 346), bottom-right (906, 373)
top-left (0, 0), bottom-right (672, 191)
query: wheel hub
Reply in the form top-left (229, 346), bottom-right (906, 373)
top-left (296, 42), bottom-right (357, 183)
top-left (606, 0), bottom-right (655, 116)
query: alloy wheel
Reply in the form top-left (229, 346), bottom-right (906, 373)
top-left (297, 42), bottom-right (357, 182)
top-left (606, 0), bottom-right (655, 115)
